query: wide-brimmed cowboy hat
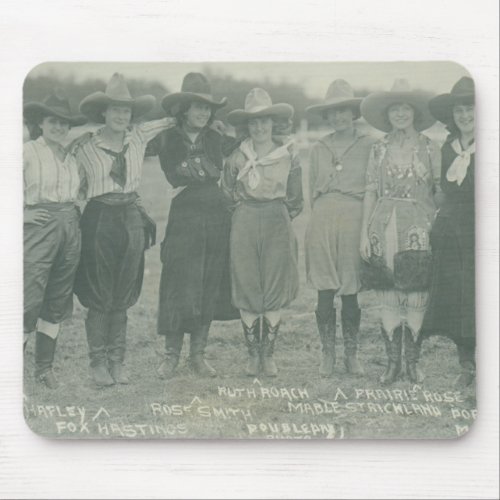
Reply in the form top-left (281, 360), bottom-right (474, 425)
top-left (79, 73), bottom-right (155, 123)
top-left (306, 79), bottom-right (362, 119)
top-left (429, 76), bottom-right (475, 125)
top-left (227, 88), bottom-right (294, 126)
top-left (161, 72), bottom-right (227, 116)
top-left (360, 78), bottom-right (436, 132)
top-left (24, 89), bottom-right (86, 127)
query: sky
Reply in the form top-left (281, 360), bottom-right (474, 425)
top-left (28, 61), bottom-right (470, 99)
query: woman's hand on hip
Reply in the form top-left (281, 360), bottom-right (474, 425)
top-left (24, 208), bottom-right (51, 226)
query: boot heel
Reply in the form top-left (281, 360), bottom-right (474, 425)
top-left (404, 327), bottom-right (425, 384)
top-left (190, 325), bottom-right (217, 378)
top-left (242, 318), bottom-right (261, 376)
top-left (158, 331), bottom-right (183, 379)
top-left (316, 310), bottom-right (336, 378)
top-left (262, 317), bottom-right (278, 377)
top-left (341, 301), bottom-right (364, 376)
top-left (90, 364), bottom-right (115, 387)
top-left (34, 331), bottom-right (59, 390)
top-left (379, 327), bottom-right (402, 385)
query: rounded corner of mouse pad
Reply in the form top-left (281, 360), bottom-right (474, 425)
top-left (22, 61), bottom-right (476, 440)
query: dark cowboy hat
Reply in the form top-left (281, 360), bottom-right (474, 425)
top-left (429, 76), bottom-right (475, 125)
top-left (360, 78), bottom-right (436, 132)
top-left (306, 79), bottom-right (362, 119)
top-left (161, 72), bottom-right (227, 116)
top-left (227, 88), bottom-right (294, 126)
top-left (23, 89), bottom-right (86, 127)
top-left (79, 73), bottom-right (155, 123)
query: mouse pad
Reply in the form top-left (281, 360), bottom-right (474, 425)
top-left (22, 61), bottom-right (476, 439)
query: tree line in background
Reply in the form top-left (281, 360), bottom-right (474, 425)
top-left (23, 66), bottom-right (375, 130)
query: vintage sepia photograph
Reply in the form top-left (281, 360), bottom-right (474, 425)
top-left (22, 61), bottom-right (477, 439)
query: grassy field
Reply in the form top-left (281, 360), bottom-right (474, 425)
top-left (23, 152), bottom-right (477, 440)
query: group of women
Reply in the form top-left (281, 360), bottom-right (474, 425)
top-left (23, 71), bottom-right (476, 391)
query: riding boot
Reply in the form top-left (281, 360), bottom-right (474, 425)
top-left (261, 317), bottom-right (279, 377)
top-left (108, 310), bottom-right (129, 384)
top-left (34, 331), bottom-right (59, 389)
top-left (189, 324), bottom-right (217, 378)
top-left (342, 300), bottom-right (364, 376)
top-left (242, 318), bottom-right (261, 376)
top-left (157, 330), bottom-right (184, 379)
top-left (86, 309), bottom-right (114, 387)
top-left (379, 326), bottom-right (402, 385)
top-left (315, 309), bottom-right (336, 378)
top-left (404, 326), bottom-right (425, 384)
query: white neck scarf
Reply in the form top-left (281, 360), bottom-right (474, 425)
top-left (447, 138), bottom-right (475, 186)
top-left (237, 137), bottom-right (294, 189)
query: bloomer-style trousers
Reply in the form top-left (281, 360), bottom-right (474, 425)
top-left (230, 200), bottom-right (299, 314)
top-left (24, 203), bottom-right (81, 334)
top-left (74, 194), bottom-right (145, 312)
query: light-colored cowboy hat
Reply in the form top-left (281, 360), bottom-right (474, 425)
top-left (306, 79), bottom-right (362, 119)
top-left (161, 72), bottom-right (227, 116)
top-left (429, 76), bottom-right (475, 125)
top-left (360, 78), bottom-right (436, 132)
top-left (24, 89), bottom-right (86, 127)
top-left (227, 88), bottom-right (294, 126)
top-left (79, 73), bottom-right (155, 123)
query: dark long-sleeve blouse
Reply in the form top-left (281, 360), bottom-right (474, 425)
top-left (151, 126), bottom-right (223, 188)
top-left (441, 139), bottom-right (475, 206)
top-left (439, 137), bottom-right (475, 224)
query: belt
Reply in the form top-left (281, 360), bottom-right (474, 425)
top-left (91, 192), bottom-right (139, 206)
top-left (25, 202), bottom-right (76, 212)
top-left (240, 199), bottom-right (284, 207)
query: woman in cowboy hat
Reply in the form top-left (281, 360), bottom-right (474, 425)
top-left (154, 72), bottom-right (237, 380)
top-left (71, 73), bottom-right (175, 387)
top-left (421, 76), bottom-right (476, 388)
top-left (359, 78), bottom-right (441, 385)
top-left (305, 79), bottom-right (376, 378)
top-left (23, 90), bottom-right (86, 389)
top-left (222, 88), bottom-right (303, 377)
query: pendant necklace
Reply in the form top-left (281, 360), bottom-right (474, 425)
top-left (331, 130), bottom-right (360, 172)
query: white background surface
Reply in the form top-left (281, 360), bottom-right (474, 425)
top-left (0, 0), bottom-right (498, 498)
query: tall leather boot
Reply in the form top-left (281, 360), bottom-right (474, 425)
top-left (404, 326), bottom-right (425, 383)
top-left (342, 300), bottom-right (364, 376)
top-left (189, 324), bottom-right (217, 378)
top-left (379, 327), bottom-right (402, 385)
top-left (316, 309), bottom-right (336, 378)
top-left (261, 317), bottom-right (279, 377)
top-left (455, 342), bottom-right (476, 388)
top-left (108, 310), bottom-right (129, 384)
top-left (34, 331), bottom-right (59, 389)
top-left (86, 309), bottom-right (114, 387)
top-left (242, 318), bottom-right (261, 376)
top-left (157, 330), bottom-right (184, 380)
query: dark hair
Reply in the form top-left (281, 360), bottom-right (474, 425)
top-left (321, 105), bottom-right (360, 121)
top-left (174, 99), bottom-right (216, 128)
top-left (26, 113), bottom-right (71, 140)
top-left (446, 99), bottom-right (475, 138)
top-left (26, 121), bottom-right (42, 140)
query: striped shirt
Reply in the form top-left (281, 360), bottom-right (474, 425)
top-left (74, 118), bottom-right (173, 199)
top-left (23, 136), bottom-right (81, 206)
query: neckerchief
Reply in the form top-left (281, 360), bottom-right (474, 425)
top-left (237, 137), bottom-right (294, 190)
top-left (447, 138), bottom-right (475, 186)
top-left (100, 143), bottom-right (130, 188)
